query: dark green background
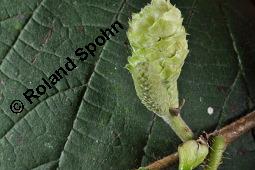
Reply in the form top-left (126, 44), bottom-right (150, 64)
top-left (0, 0), bottom-right (254, 169)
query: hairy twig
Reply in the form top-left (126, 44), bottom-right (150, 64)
top-left (143, 111), bottom-right (255, 170)
top-left (211, 110), bottom-right (255, 143)
top-left (144, 152), bottom-right (179, 170)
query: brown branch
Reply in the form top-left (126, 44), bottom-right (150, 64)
top-left (143, 111), bottom-right (255, 170)
top-left (144, 152), bottom-right (179, 170)
top-left (211, 110), bottom-right (255, 143)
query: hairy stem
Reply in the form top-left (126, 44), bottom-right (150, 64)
top-left (142, 110), bottom-right (255, 170)
top-left (204, 136), bottom-right (226, 170)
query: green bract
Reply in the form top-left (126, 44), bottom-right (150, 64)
top-left (126, 0), bottom-right (188, 113)
top-left (178, 140), bottom-right (209, 170)
top-left (126, 0), bottom-right (191, 141)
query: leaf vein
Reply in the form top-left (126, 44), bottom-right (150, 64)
top-left (0, 0), bottom-right (45, 66)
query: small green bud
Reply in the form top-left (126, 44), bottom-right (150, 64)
top-left (178, 140), bottom-right (209, 170)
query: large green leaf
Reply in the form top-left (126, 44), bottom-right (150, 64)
top-left (0, 0), bottom-right (254, 170)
